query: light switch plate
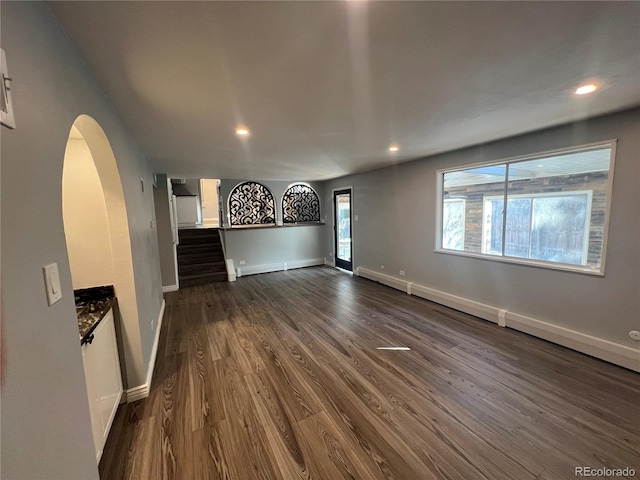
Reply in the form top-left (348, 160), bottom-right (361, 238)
top-left (43, 263), bottom-right (62, 306)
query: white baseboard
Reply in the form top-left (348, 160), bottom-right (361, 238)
top-left (162, 284), bottom-right (178, 293)
top-left (237, 258), bottom-right (324, 278)
top-left (357, 267), bottom-right (411, 293)
top-left (287, 258), bottom-right (325, 269)
top-left (505, 311), bottom-right (640, 372)
top-left (409, 282), bottom-right (500, 324)
top-left (226, 259), bottom-right (236, 282)
top-left (126, 299), bottom-right (166, 402)
top-left (356, 267), bottom-right (639, 372)
top-left (126, 384), bottom-right (148, 403)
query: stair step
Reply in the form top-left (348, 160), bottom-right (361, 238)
top-left (178, 249), bottom-right (224, 259)
top-left (179, 237), bottom-right (221, 246)
top-left (179, 271), bottom-right (227, 287)
top-left (179, 261), bottom-right (226, 275)
top-left (178, 229), bottom-right (219, 235)
top-left (178, 229), bottom-right (220, 241)
top-left (177, 244), bottom-right (222, 254)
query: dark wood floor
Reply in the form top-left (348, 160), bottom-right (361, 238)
top-left (99, 266), bottom-right (639, 480)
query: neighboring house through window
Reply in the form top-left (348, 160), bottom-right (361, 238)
top-left (437, 141), bottom-right (615, 274)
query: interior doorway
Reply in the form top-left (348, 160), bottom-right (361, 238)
top-left (333, 188), bottom-right (353, 271)
top-left (62, 115), bottom-right (141, 389)
top-left (200, 178), bottom-right (221, 227)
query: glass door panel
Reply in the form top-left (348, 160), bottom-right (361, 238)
top-left (334, 189), bottom-right (352, 271)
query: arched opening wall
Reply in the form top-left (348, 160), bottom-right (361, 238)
top-left (63, 115), bottom-right (143, 388)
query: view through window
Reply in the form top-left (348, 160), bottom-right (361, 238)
top-left (438, 142), bottom-right (615, 273)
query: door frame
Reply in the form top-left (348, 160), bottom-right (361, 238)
top-left (332, 186), bottom-right (354, 272)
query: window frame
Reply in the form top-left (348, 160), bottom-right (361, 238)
top-left (435, 140), bottom-right (617, 276)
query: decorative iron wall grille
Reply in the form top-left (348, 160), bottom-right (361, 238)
top-left (228, 182), bottom-right (276, 226)
top-left (282, 184), bottom-right (321, 223)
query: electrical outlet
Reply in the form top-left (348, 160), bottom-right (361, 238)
top-left (399, 270), bottom-right (406, 276)
top-left (380, 265), bottom-right (384, 270)
top-left (239, 260), bottom-right (246, 265)
top-left (329, 252), bottom-right (333, 257)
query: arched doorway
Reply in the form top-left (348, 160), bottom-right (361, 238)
top-left (61, 115), bottom-right (143, 393)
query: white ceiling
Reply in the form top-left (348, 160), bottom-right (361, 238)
top-left (49, 1), bottom-right (640, 181)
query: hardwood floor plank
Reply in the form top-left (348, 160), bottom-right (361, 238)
top-left (295, 411), bottom-right (387, 480)
top-left (99, 267), bottom-right (640, 480)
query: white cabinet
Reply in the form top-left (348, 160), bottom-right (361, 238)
top-left (81, 309), bottom-right (123, 462)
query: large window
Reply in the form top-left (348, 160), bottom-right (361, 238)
top-left (437, 142), bottom-right (615, 274)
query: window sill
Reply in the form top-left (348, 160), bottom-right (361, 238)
top-left (435, 248), bottom-right (605, 277)
top-left (223, 222), bottom-right (325, 231)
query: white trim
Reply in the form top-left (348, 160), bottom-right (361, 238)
top-left (505, 311), bottom-right (639, 372)
top-left (226, 259), bottom-right (236, 282)
top-left (357, 267), bottom-right (410, 293)
top-left (356, 267), bottom-right (639, 372)
top-left (126, 299), bottom-right (165, 402)
top-left (434, 248), bottom-right (605, 276)
top-left (162, 285), bottom-right (178, 293)
top-left (324, 257), bottom-right (335, 267)
top-left (437, 139), bottom-right (618, 175)
top-left (237, 258), bottom-right (325, 277)
top-left (287, 258), bottom-right (325, 269)
top-left (409, 281), bottom-right (501, 324)
top-left (498, 309), bottom-right (507, 327)
top-left (599, 140), bottom-right (617, 276)
top-left (126, 384), bottom-right (148, 403)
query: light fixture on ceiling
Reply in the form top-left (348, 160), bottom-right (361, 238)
top-left (389, 144), bottom-right (399, 153)
top-left (235, 127), bottom-right (250, 136)
top-left (575, 83), bottom-right (598, 95)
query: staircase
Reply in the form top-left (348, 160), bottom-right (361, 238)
top-left (177, 228), bottom-right (227, 287)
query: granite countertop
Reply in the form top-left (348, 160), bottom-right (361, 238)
top-left (75, 285), bottom-right (117, 346)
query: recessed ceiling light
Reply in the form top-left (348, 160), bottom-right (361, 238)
top-left (389, 145), bottom-right (399, 152)
top-left (575, 84), bottom-right (598, 95)
top-left (235, 127), bottom-right (250, 136)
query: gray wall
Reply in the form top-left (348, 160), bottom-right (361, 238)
top-left (1, 3), bottom-right (163, 478)
top-left (154, 175), bottom-right (178, 287)
top-left (220, 180), bottom-right (326, 268)
top-left (225, 226), bottom-right (325, 269)
top-left (322, 108), bottom-right (640, 349)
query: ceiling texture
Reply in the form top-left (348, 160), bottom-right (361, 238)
top-left (49, 1), bottom-right (640, 181)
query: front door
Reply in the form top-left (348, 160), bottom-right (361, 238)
top-left (333, 189), bottom-right (353, 271)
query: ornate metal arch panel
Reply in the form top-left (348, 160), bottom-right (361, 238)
top-left (282, 184), bottom-right (321, 224)
top-left (228, 182), bottom-right (276, 226)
